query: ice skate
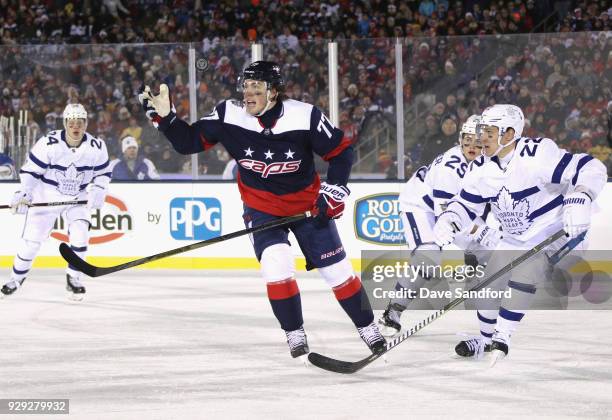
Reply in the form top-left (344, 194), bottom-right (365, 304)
top-left (66, 275), bottom-right (86, 301)
top-left (489, 332), bottom-right (510, 367)
top-left (285, 327), bottom-right (309, 365)
top-left (357, 322), bottom-right (387, 355)
top-left (378, 303), bottom-right (403, 337)
top-left (455, 336), bottom-right (492, 359)
top-left (1, 278), bottom-right (26, 298)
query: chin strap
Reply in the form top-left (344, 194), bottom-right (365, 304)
top-left (254, 89), bottom-right (276, 117)
top-left (486, 128), bottom-right (517, 157)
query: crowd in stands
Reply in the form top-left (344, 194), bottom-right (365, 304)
top-left (0, 0), bottom-right (610, 179)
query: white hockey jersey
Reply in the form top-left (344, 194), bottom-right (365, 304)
top-left (399, 145), bottom-right (469, 216)
top-left (19, 130), bottom-right (111, 201)
top-left (448, 137), bottom-right (607, 245)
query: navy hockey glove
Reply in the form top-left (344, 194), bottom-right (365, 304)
top-left (138, 84), bottom-right (176, 129)
top-left (313, 182), bottom-right (350, 227)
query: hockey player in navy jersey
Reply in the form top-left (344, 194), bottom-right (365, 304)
top-left (139, 61), bottom-right (386, 361)
top-left (1, 104), bottom-right (111, 300)
top-left (433, 104), bottom-right (607, 364)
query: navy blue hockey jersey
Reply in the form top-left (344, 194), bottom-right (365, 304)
top-left (162, 99), bottom-right (351, 216)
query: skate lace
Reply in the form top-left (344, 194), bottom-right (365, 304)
top-left (358, 323), bottom-right (384, 346)
top-left (68, 277), bottom-right (84, 288)
top-left (6, 280), bottom-right (21, 290)
top-left (285, 328), bottom-right (306, 350)
top-left (458, 333), bottom-right (487, 359)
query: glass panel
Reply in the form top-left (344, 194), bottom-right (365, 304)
top-left (337, 38), bottom-right (397, 179)
top-left (1, 33), bottom-right (609, 182)
top-left (0, 43), bottom-right (191, 180)
top-left (194, 38), bottom-right (252, 179)
top-left (402, 32), bottom-right (612, 177)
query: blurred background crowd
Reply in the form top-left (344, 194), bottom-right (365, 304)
top-left (0, 0), bottom-right (611, 179)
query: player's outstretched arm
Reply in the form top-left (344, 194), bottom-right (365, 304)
top-left (138, 83), bottom-right (219, 155)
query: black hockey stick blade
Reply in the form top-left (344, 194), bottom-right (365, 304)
top-left (59, 211), bottom-right (311, 277)
top-left (308, 351), bottom-right (382, 374)
top-left (308, 229), bottom-right (567, 374)
top-left (0, 200), bottom-right (87, 210)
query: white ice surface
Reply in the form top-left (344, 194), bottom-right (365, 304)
top-left (1, 269), bottom-right (611, 420)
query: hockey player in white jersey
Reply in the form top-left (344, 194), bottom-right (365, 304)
top-left (1, 104), bottom-right (111, 300)
top-left (379, 115), bottom-right (501, 336)
top-left (433, 104), bottom-right (607, 363)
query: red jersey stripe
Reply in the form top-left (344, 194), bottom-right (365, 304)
top-left (322, 136), bottom-right (351, 161)
top-left (237, 172), bottom-right (320, 216)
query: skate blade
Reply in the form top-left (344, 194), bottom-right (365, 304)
top-left (296, 354), bottom-right (310, 367)
top-left (67, 292), bottom-right (85, 302)
top-left (378, 324), bottom-right (401, 338)
top-left (489, 349), bottom-right (506, 367)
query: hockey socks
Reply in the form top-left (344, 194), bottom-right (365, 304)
top-left (477, 310), bottom-right (496, 344)
top-left (332, 276), bottom-right (374, 328)
top-left (267, 278), bottom-right (304, 332)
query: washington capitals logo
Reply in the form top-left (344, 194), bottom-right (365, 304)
top-left (492, 187), bottom-right (533, 235)
top-left (238, 147), bottom-right (301, 178)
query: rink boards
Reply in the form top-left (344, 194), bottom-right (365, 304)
top-left (0, 181), bottom-right (611, 271)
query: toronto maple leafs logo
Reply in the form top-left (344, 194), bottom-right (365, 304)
top-left (55, 164), bottom-right (84, 196)
top-left (492, 187), bottom-right (533, 235)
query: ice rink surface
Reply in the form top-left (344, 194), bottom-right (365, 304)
top-left (1, 269), bottom-right (611, 420)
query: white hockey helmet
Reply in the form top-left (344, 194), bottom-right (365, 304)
top-left (63, 103), bottom-right (88, 125)
top-left (480, 104), bottom-right (524, 141)
top-left (478, 104), bottom-right (524, 156)
top-left (459, 114), bottom-right (481, 142)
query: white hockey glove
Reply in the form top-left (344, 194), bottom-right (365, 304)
top-left (563, 191), bottom-right (591, 239)
top-left (138, 84), bottom-right (175, 128)
top-left (470, 224), bottom-right (502, 249)
top-left (433, 210), bottom-right (463, 247)
top-left (10, 190), bottom-right (33, 215)
top-left (87, 184), bottom-right (107, 210)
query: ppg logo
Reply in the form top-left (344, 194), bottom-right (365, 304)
top-left (170, 198), bottom-right (222, 240)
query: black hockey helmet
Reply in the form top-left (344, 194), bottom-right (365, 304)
top-left (237, 61), bottom-right (285, 92)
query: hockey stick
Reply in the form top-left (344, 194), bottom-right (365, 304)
top-left (546, 230), bottom-right (586, 265)
top-left (308, 229), bottom-right (567, 374)
top-left (0, 200), bottom-right (87, 210)
top-left (59, 211), bottom-right (312, 277)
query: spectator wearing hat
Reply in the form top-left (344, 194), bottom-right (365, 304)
top-left (421, 114), bottom-right (459, 165)
top-left (110, 136), bottom-right (160, 180)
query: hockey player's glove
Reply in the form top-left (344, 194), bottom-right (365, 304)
top-left (433, 210), bottom-right (462, 247)
top-left (563, 191), bottom-right (591, 239)
top-left (10, 190), bottom-right (32, 215)
top-left (313, 182), bottom-right (350, 227)
top-left (86, 184), bottom-right (107, 210)
top-left (470, 224), bottom-right (502, 249)
top-left (138, 84), bottom-right (176, 129)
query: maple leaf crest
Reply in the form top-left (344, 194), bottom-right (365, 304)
top-left (56, 164), bottom-right (85, 196)
top-left (493, 187), bottom-right (514, 213)
top-left (492, 187), bottom-right (533, 235)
